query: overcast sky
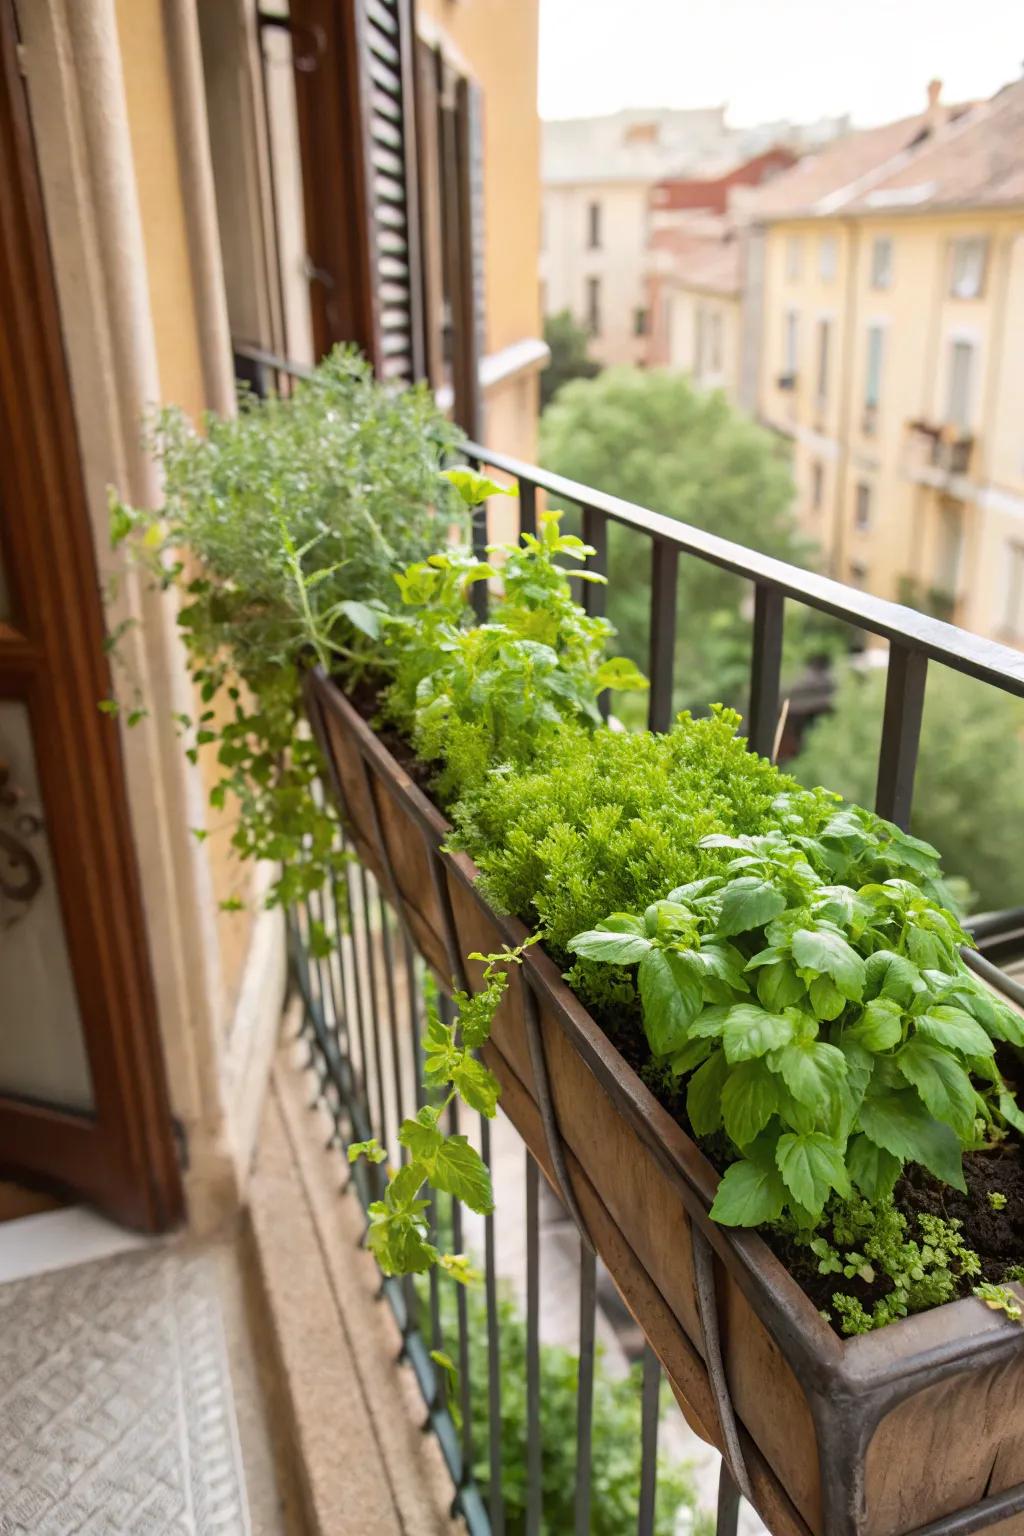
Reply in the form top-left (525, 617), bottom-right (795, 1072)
top-left (539, 0), bottom-right (1022, 126)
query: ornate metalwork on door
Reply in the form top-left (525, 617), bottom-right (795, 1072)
top-left (0, 754), bottom-right (43, 929)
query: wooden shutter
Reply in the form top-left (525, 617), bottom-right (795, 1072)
top-left (286, 0), bottom-right (425, 382)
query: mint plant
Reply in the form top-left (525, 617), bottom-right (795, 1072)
top-left (349, 941), bottom-right (536, 1280)
top-left (380, 493), bottom-right (648, 800)
top-left (571, 826), bottom-right (1024, 1228)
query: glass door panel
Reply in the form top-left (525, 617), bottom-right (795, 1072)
top-left (0, 701), bottom-right (93, 1110)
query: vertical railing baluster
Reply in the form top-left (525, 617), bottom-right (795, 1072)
top-left (648, 541), bottom-right (679, 732)
top-left (574, 1243), bottom-right (597, 1536)
top-left (581, 505), bottom-right (608, 617)
top-left (481, 1113), bottom-right (504, 1534)
top-left (519, 477), bottom-right (538, 540)
top-left (747, 584), bottom-right (785, 760)
top-left (466, 450), bottom-right (489, 622)
top-left (359, 866), bottom-right (388, 1147)
top-left (582, 505), bottom-right (610, 719)
top-left (637, 1343), bottom-right (661, 1536)
top-left (525, 1153), bottom-right (542, 1536)
top-left (449, 1095), bottom-right (474, 1482)
top-left (716, 1462), bottom-right (742, 1536)
top-left (875, 643), bottom-right (928, 829)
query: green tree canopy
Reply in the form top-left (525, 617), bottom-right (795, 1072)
top-left (540, 309), bottom-right (601, 411)
top-left (792, 661), bottom-right (1024, 913)
top-left (539, 368), bottom-right (829, 717)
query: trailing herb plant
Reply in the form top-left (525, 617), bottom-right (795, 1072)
top-left (109, 348), bottom-right (465, 909)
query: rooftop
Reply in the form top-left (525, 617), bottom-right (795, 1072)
top-left (743, 77), bottom-right (1024, 221)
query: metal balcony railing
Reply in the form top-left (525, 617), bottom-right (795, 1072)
top-left (236, 342), bottom-right (1024, 1536)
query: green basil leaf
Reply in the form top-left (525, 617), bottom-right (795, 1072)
top-left (791, 927), bottom-right (866, 1001)
top-left (998, 1089), bottom-right (1024, 1136)
top-left (775, 1131), bottom-right (851, 1217)
top-left (431, 1135), bottom-right (494, 1213)
top-left (916, 1006), bottom-right (995, 1059)
top-left (595, 912), bottom-right (646, 936)
top-left (670, 1035), bottom-right (715, 1076)
top-left (857, 1085), bottom-right (966, 1191)
top-left (847, 1133), bottom-right (902, 1201)
top-left (699, 941), bottom-right (750, 993)
top-left (639, 948), bottom-right (702, 1056)
top-left (722, 1060), bottom-right (781, 1147)
top-left (569, 929), bottom-right (652, 964)
top-left (809, 974), bottom-right (846, 1021)
top-left (756, 959), bottom-right (805, 1012)
top-left (722, 1003), bottom-right (794, 1063)
top-left (716, 877), bottom-right (788, 938)
top-left (769, 1039), bottom-right (848, 1124)
top-left (688, 1004), bottom-right (731, 1040)
top-left (865, 946), bottom-right (921, 1007)
top-left (687, 1049), bottom-right (728, 1137)
top-left (897, 1036), bottom-right (977, 1139)
top-left (709, 1156), bottom-right (787, 1227)
top-left (846, 996), bottom-right (903, 1052)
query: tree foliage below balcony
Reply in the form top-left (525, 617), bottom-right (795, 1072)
top-left (539, 368), bottom-right (839, 720)
top-left (540, 308), bottom-right (602, 411)
top-left (792, 663), bottom-right (1024, 913)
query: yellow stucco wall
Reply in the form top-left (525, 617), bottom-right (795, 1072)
top-left (758, 209), bottom-right (1024, 641)
top-left (418, 0), bottom-right (540, 358)
top-left (418, 0), bottom-right (542, 461)
top-left (116, 0), bottom-right (253, 1020)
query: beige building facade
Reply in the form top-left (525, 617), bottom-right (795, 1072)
top-left (752, 81), bottom-right (1024, 645)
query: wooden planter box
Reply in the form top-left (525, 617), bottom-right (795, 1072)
top-left (306, 671), bottom-right (1024, 1536)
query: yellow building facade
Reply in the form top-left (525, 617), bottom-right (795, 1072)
top-left (755, 87), bottom-right (1024, 644)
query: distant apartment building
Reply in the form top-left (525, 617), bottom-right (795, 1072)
top-left (747, 78), bottom-right (1024, 645)
top-left (540, 108), bottom-right (844, 370)
top-left (643, 148), bottom-right (798, 398)
top-left (540, 108), bottom-right (731, 367)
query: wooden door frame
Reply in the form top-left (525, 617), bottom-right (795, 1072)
top-left (0, 2), bottom-right (182, 1231)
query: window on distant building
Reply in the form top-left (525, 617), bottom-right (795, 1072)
top-left (587, 200), bottom-right (602, 250)
top-left (633, 306), bottom-right (648, 337)
top-left (783, 309), bottom-right (799, 378)
top-left (935, 502), bottom-right (963, 598)
top-left (849, 559), bottom-right (869, 587)
top-left (1004, 542), bottom-right (1024, 637)
top-left (854, 481), bottom-right (872, 531)
top-left (811, 460), bottom-right (824, 511)
top-left (863, 323), bottom-right (884, 432)
top-left (947, 339), bottom-right (975, 429)
top-left (709, 311), bottom-right (723, 372)
top-left (694, 305), bottom-right (706, 379)
top-left (785, 235), bottom-right (801, 281)
top-left (871, 237), bottom-right (893, 289)
top-left (816, 318), bottom-right (831, 407)
top-left (949, 237), bottom-right (987, 298)
top-left (586, 276), bottom-right (601, 337)
top-left (819, 235), bottom-right (837, 282)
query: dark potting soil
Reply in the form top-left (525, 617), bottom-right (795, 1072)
top-left (337, 681), bottom-right (1024, 1326)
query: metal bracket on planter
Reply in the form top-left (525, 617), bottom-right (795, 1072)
top-left (692, 1223), bottom-right (753, 1505)
top-left (520, 979), bottom-right (595, 1255)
